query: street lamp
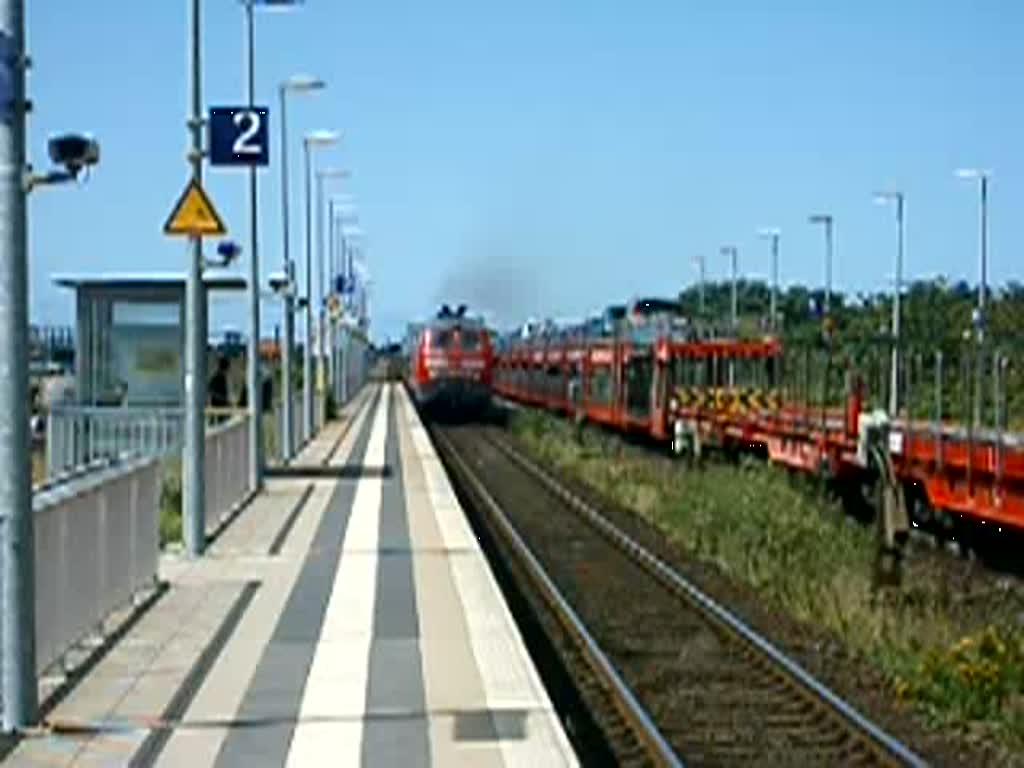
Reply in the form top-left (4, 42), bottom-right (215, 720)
top-left (956, 167), bottom-right (992, 427)
top-left (757, 228), bottom-right (781, 331)
top-left (316, 169), bottom-right (349, 402)
top-left (808, 214), bottom-right (834, 315)
top-left (303, 130), bottom-right (341, 438)
top-left (873, 191), bottom-right (904, 416)
top-left (720, 246), bottom-right (738, 330)
top-left (340, 224), bottom-right (364, 313)
top-left (954, 168), bottom-right (991, 331)
top-left (328, 199), bottom-right (357, 402)
top-left (277, 74), bottom-right (325, 459)
top-left (238, 0), bottom-right (306, 491)
top-left (691, 255), bottom-right (706, 316)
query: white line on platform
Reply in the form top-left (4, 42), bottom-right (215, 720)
top-left (286, 388), bottom-right (389, 768)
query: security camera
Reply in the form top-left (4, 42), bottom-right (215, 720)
top-left (214, 240), bottom-right (242, 267)
top-left (47, 133), bottom-right (100, 176)
top-left (268, 271), bottom-right (289, 293)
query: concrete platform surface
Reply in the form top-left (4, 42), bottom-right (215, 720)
top-left (5, 383), bottom-right (577, 767)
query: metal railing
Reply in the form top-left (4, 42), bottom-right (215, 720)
top-left (204, 415), bottom-right (252, 528)
top-left (46, 406), bottom-right (184, 479)
top-left (44, 406), bottom-right (269, 481)
top-left (272, 392), bottom-right (306, 460)
top-left (21, 456), bottom-right (161, 678)
top-left (43, 360), bottom-right (366, 478)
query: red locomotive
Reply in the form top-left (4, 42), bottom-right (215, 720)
top-left (406, 304), bottom-right (494, 416)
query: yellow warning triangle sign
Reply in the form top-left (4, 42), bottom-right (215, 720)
top-left (164, 179), bottom-right (227, 236)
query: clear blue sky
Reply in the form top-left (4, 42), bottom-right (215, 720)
top-left (27, 1), bottom-right (1023, 342)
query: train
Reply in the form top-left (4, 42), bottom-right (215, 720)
top-left (405, 304), bottom-right (495, 417)
top-left (492, 296), bottom-right (1024, 552)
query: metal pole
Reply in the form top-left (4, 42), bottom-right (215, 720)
top-left (770, 235), bottom-right (779, 332)
top-left (979, 175), bottom-right (988, 321)
top-left (0, 0), bottom-right (38, 730)
top-left (890, 195), bottom-right (903, 416)
top-left (975, 176), bottom-right (988, 427)
top-left (184, 0), bottom-right (206, 558)
top-left (696, 256), bottom-right (705, 316)
top-left (316, 171), bottom-right (325, 415)
top-left (340, 233), bottom-right (349, 403)
top-left (825, 217), bottom-right (833, 315)
top-left (700, 256), bottom-right (705, 316)
top-left (244, 1), bottom-right (263, 491)
top-left (302, 139), bottom-right (313, 439)
top-left (278, 85), bottom-right (293, 460)
top-left (729, 247), bottom-right (738, 329)
top-left (727, 247), bottom-right (737, 387)
top-left (328, 200), bottom-right (336, 399)
top-left (934, 350), bottom-right (943, 470)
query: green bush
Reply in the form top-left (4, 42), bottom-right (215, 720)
top-left (511, 409), bottom-right (1024, 754)
top-left (159, 459), bottom-right (182, 547)
top-left (262, 412), bottom-right (279, 463)
top-left (895, 626), bottom-right (1024, 730)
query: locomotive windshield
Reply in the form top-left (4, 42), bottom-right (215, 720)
top-left (429, 329), bottom-right (454, 349)
top-left (427, 326), bottom-right (484, 350)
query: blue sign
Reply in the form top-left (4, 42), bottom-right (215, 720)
top-left (335, 275), bottom-right (358, 295)
top-left (209, 106), bottom-right (269, 166)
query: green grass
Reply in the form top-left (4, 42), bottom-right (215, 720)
top-left (512, 409), bottom-right (1024, 756)
top-left (159, 458), bottom-right (182, 547)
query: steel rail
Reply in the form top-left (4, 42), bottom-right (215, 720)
top-left (486, 430), bottom-right (928, 768)
top-left (432, 427), bottom-right (684, 768)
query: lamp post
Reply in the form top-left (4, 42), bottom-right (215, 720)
top-left (955, 169), bottom-right (991, 327)
top-left (692, 255), bottom-right (705, 316)
top-left (808, 214), bottom-right (834, 316)
top-left (956, 168), bottom-right (992, 427)
top-left (874, 192), bottom-right (904, 416)
top-left (237, 0), bottom-right (305, 488)
top-left (720, 246), bottom-right (738, 330)
top-left (757, 228), bottom-right (781, 331)
top-left (303, 130), bottom-right (340, 438)
top-left (277, 75), bottom-right (324, 459)
top-left (341, 225), bottom-right (365, 402)
top-left (331, 201), bottom-right (358, 403)
top-left (0, 0), bottom-right (38, 730)
top-left (316, 169), bottom-right (348, 406)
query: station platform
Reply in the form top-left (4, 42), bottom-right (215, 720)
top-left (6, 383), bottom-right (577, 767)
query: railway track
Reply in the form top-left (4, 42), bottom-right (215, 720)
top-left (431, 421), bottom-right (928, 767)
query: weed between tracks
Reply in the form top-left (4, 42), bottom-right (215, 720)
top-left (512, 409), bottom-right (1024, 759)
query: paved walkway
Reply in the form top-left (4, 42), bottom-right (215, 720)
top-left (5, 383), bottom-right (576, 767)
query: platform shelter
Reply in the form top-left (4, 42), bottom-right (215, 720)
top-left (53, 272), bottom-right (245, 407)
top-left (44, 273), bottom-right (246, 477)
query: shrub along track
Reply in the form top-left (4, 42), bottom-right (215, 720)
top-left (433, 421), bottom-right (928, 767)
top-left (509, 407), bottom-right (1023, 765)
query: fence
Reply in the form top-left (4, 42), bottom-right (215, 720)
top-left (269, 393), bottom-right (306, 463)
top-left (44, 365), bottom-right (368, 476)
top-left (26, 456), bottom-right (161, 677)
top-left (46, 406), bottom-right (184, 479)
top-left (204, 415), bottom-right (251, 529)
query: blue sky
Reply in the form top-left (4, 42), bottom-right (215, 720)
top-left (27, 1), bottom-right (1023, 342)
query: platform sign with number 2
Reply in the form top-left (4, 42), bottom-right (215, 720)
top-left (209, 107), bottom-right (269, 166)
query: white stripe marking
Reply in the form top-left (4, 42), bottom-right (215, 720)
top-left (285, 388), bottom-right (390, 767)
